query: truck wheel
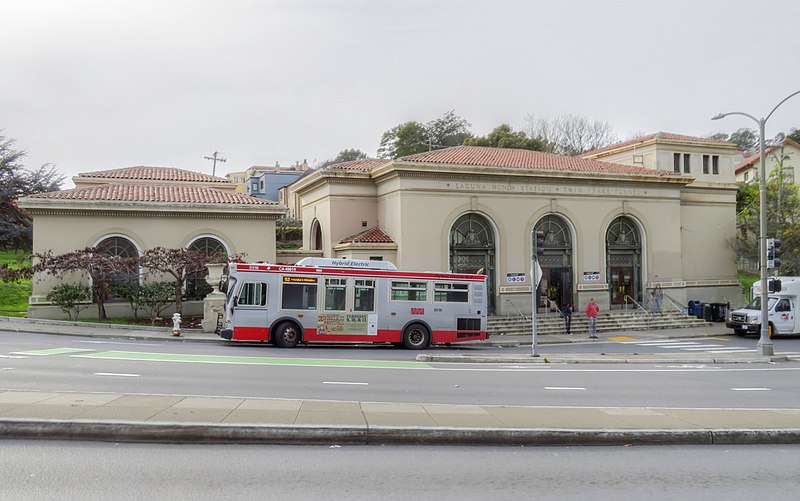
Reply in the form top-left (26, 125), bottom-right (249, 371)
top-left (273, 321), bottom-right (300, 348)
top-left (402, 323), bottom-right (430, 350)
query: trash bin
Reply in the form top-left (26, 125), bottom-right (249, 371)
top-left (688, 300), bottom-right (702, 318)
top-left (703, 303), bottom-right (713, 322)
top-left (710, 303), bottom-right (727, 322)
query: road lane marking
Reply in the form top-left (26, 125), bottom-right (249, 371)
top-left (13, 348), bottom-right (94, 356)
top-left (77, 340), bottom-right (165, 347)
top-left (0, 354), bottom-right (27, 359)
top-left (95, 372), bottom-right (140, 377)
top-left (609, 336), bottom-right (636, 341)
top-left (731, 387), bottom-right (771, 391)
top-left (73, 351), bottom-right (432, 369)
top-left (323, 381), bottom-right (368, 385)
top-left (544, 387), bottom-right (586, 390)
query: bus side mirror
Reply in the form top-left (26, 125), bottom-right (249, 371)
top-left (233, 297), bottom-right (239, 307)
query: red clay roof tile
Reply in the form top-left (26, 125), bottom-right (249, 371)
top-left (582, 132), bottom-right (733, 157)
top-left (338, 227), bottom-right (395, 244)
top-left (77, 166), bottom-right (228, 183)
top-left (29, 184), bottom-right (276, 205)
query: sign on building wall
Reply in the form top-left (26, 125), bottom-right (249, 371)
top-left (583, 271), bottom-right (600, 282)
top-left (506, 273), bottom-right (526, 283)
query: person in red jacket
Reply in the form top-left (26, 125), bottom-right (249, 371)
top-left (586, 297), bottom-right (599, 339)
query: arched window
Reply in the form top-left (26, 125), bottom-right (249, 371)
top-left (186, 237), bottom-right (228, 300)
top-left (95, 236), bottom-right (139, 298)
top-left (311, 219), bottom-right (323, 251)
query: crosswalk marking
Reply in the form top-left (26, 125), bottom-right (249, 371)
top-left (618, 339), bottom-right (756, 354)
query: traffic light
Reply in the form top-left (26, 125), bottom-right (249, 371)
top-left (534, 230), bottom-right (545, 257)
top-left (767, 238), bottom-right (782, 269)
top-left (768, 279), bottom-right (782, 293)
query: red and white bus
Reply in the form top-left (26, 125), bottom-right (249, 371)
top-left (216, 257), bottom-right (487, 349)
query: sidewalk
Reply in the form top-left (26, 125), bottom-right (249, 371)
top-left (2, 316), bottom-right (799, 446)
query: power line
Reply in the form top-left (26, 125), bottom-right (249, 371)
top-left (204, 151), bottom-right (226, 176)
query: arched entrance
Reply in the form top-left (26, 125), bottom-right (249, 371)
top-left (450, 213), bottom-right (496, 314)
top-left (310, 219), bottom-right (323, 251)
top-left (534, 215), bottom-right (573, 312)
top-left (606, 216), bottom-right (643, 308)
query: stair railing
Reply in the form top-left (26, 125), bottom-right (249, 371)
top-left (623, 295), bottom-right (649, 315)
top-left (661, 293), bottom-right (685, 313)
top-left (503, 299), bottom-right (529, 321)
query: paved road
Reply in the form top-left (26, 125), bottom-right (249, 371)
top-left (3, 441), bottom-right (799, 500)
top-left (2, 316), bottom-right (800, 446)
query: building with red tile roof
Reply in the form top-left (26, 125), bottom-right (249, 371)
top-left (19, 166), bottom-right (286, 321)
top-left (292, 142), bottom-right (741, 315)
top-left (733, 138), bottom-right (800, 184)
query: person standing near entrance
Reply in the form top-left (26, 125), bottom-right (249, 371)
top-left (652, 284), bottom-right (664, 313)
top-left (561, 301), bottom-right (573, 334)
top-left (586, 297), bottom-right (599, 339)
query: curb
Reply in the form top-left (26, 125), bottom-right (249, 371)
top-left (416, 354), bottom-right (790, 364)
top-left (3, 419), bottom-right (800, 446)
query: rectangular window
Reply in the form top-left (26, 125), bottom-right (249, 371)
top-left (712, 155), bottom-right (719, 175)
top-left (238, 282), bottom-right (267, 306)
top-left (683, 153), bottom-right (691, 174)
top-left (354, 279), bottom-right (375, 312)
top-left (391, 281), bottom-right (428, 301)
top-left (673, 153), bottom-right (680, 173)
top-left (702, 155), bottom-right (709, 174)
top-left (324, 278), bottom-right (347, 311)
top-left (434, 282), bottom-right (469, 303)
top-left (281, 277), bottom-right (317, 310)
top-left (744, 171), bottom-right (750, 182)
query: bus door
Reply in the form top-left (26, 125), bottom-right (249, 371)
top-left (231, 280), bottom-right (269, 340)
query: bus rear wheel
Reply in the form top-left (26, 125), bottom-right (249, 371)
top-left (402, 323), bottom-right (430, 350)
top-left (273, 321), bottom-right (300, 348)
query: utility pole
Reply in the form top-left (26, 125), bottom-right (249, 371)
top-left (204, 151), bottom-right (227, 177)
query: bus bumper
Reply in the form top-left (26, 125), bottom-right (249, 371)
top-left (218, 328), bottom-right (233, 340)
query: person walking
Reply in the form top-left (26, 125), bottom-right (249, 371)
top-left (586, 297), bottom-right (599, 339)
top-left (561, 301), bottom-right (573, 335)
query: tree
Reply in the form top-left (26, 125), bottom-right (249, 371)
top-left (318, 148), bottom-right (368, 168)
top-left (33, 248), bottom-right (137, 320)
top-left (787, 127), bottom-right (800, 144)
top-left (464, 124), bottom-right (546, 151)
top-left (523, 114), bottom-right (616, 156)
top-left (139, 247), bottom-right (212, 315)
top-left (0, 134), bottom-right (64, 250)
top-left (377, 110), bottom-right (473, 159)
top-left (736, 163), bottom-right (800, 275)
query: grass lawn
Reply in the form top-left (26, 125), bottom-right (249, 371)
top-left (0, 250), bottom-right (31, 316)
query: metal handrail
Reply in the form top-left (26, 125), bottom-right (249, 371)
top-left (661, 292), bottom-right (685, 313)
top-left (623, 295), bottom-right (649, 315)
top-left (503, 299), bottom-right (529, 321)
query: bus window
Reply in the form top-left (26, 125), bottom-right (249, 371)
top-left (434, 282), bottom-right (469, 303)
top-left (354, 279), bottom-right (375, 312)
top-left (325, 278), bottom-right (347, 311)
top-left (391, 281), bottom-right (428, 301)
top-left (238, 282), bottom-right (267, 306)
top-left (281, 276), bottom-right (318, 310)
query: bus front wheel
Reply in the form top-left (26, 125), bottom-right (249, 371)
top-left (273, 321), bottom-right (300, 348)
top-left (402, 323), bottom-right (430, 350)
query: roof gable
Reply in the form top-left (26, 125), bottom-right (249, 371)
top-left (338, 226), bottom-right (395, 244)
top-left (76, 166), bottom-right (228, 183)
top-left (581, 132), bottom-right (733, 157)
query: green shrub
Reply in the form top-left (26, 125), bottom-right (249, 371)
top-left (46, 283), bottom-right (92, 320)
top-left (138, 282), bottom-right (175, 324)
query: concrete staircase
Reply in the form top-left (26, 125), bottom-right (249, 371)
top-left (488, 310), bottom-right (713, 337)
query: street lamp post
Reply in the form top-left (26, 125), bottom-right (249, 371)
top-left (712, 89), bottom-right (800, 356)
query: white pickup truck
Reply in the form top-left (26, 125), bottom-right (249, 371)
top-left (726, 277), bottom-right (800, 336)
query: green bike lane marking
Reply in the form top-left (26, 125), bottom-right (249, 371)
top-left (73, 351), bottom-right (433, 369)
top-left (13, 348), bottom-right (95, 356)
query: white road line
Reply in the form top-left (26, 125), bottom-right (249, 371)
top-left (78, 341), bottom-right (165, 347)
top-left (544, 387), bottom-right (586, 390)
top-left (681, 346), bottom-right (748, 351)
top-left (731, 387), bottom-right (771, 391)
top-left (0, 354), bottom-right (27, 359)
top-left (94, 372), bottom-right (140, 377)
top-left (322, 381), bottom-right (369, 386)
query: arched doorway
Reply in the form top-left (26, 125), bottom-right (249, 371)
top-left (186, 236), bottom-right (228, 299)
top-left (310, 219), bottom-right (323, 251)
top-left (450, 213), bottom-right (496, 314)
top-left (606, 216), bottom-right (642, 308)
top-left (534, 215), bottom-right (573, 312)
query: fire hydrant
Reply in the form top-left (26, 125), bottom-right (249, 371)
top-left (172, 313), bottom-right (182, 337)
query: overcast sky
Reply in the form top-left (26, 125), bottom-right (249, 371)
top-left (3, 0), bottom-right (800, 188)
